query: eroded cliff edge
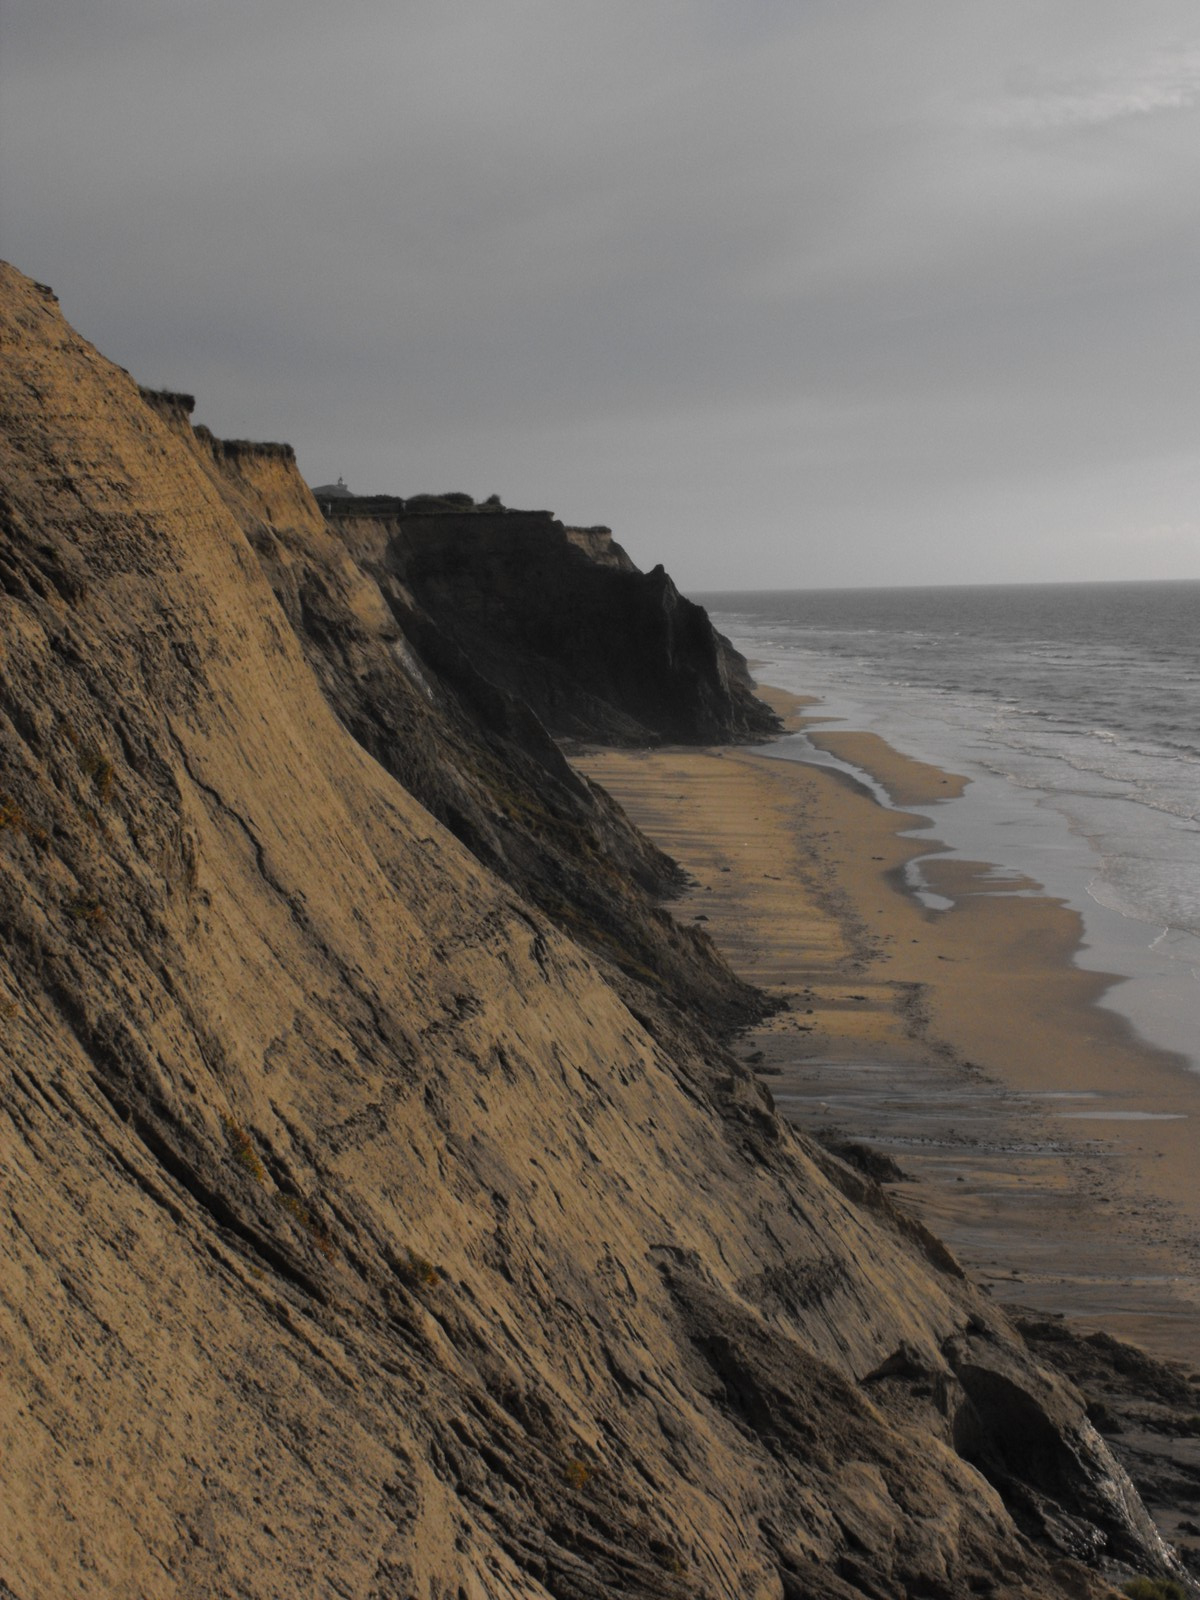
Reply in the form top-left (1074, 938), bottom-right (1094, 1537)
top-left (0, 263), bottom-right (1186, 1599)
top-left (321, 491), bottom-right (777, 748)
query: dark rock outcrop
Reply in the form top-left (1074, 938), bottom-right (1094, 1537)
top-left (324, 497), bottom-right (780, 746)
top-left (1014, 1313), bottom-right (1200, 1577)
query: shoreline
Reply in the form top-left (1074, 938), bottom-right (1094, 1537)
top-left (718, 614), bottom-right (1200, 1084)
top-left (576, 686), bottom-right (1200, 1369)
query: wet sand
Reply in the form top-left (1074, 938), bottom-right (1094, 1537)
top-left (577, 688), bottom-right (1200, 1369)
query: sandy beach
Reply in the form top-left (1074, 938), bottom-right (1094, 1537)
top-left (577, 687), bottom-right (1200, 1369)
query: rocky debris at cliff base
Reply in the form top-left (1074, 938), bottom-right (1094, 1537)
top-left (1012, 1311), bottom-right (1200, 1576)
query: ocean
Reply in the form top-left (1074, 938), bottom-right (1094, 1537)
top-left (699, 579), bottom-right (1200, 1074)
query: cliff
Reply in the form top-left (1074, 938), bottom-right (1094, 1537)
top-left (324, 495), bottom-right (779, 747)
top-left (0, 262), bottom-right (1186, 1599)
top-left (137, 393), bottom-right (765, 1038)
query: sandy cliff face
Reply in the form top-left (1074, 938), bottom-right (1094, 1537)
top-left (0, 262), bottom-right (1181, 1599)
top-left (140, 391), bottom-right (765, 1038)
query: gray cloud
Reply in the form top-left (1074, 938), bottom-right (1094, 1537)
top-left (2, 0), bottom-right (1198, 587)
top-left (983, 44), bottom-right (1200, 129)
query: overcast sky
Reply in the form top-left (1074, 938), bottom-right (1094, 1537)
top-left (2, 2), bottom-right (1199, 589)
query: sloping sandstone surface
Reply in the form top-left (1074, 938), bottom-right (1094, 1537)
top-left (0, 262), bottom-right (1183, 1598)
top-left (136, 390), bottom-right (764, 1042)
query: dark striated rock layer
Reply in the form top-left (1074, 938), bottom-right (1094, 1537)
top-left (323, 495), bottom-right (780, 747)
